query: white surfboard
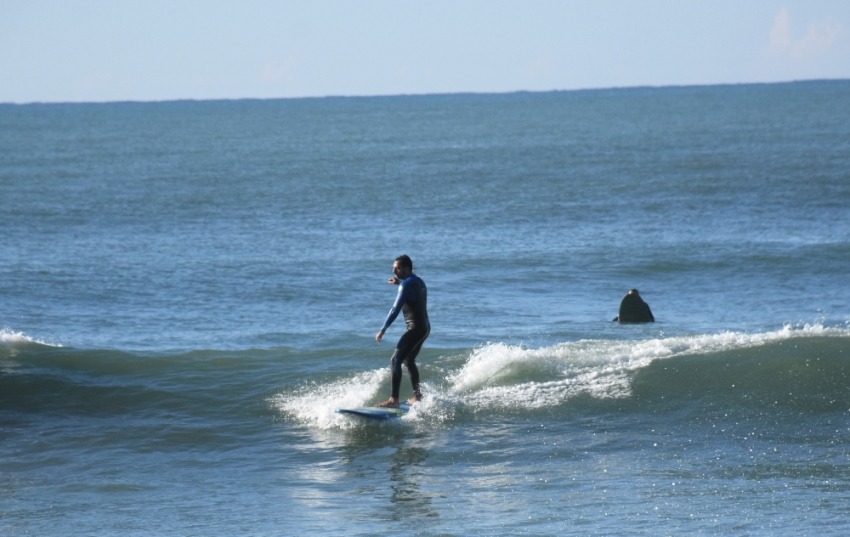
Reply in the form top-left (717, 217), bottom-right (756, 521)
top-left (335, 402), bottom-right (411, 420)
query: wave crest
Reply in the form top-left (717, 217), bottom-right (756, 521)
top-left (444, 324), bottom-right (849, 410)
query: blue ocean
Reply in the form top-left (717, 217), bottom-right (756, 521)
top-left (2, 81), bottom-right (850, 535)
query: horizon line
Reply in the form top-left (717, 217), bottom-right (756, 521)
top-left (2, 77), bottom-right (848, 106)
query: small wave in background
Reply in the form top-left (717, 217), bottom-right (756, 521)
top-left (0, 326), bottom-right (61, 348)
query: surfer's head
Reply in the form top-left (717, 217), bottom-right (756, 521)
top-left (393, 255), bottom-right (413, 279)
top-left (628, 289), bottom-right (639, 295)
top-left (394, 255), bottom-right (413, 270)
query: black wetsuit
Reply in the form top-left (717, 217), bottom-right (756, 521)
top-left (380, 273), bottom-right (430, 399)
top-left (616, 293), bottom-right (654, 323)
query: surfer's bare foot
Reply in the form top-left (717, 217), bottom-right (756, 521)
top-left (407, 396), bottom-right (422, 404)
top-left (376, 398), bottom-right (399, 408)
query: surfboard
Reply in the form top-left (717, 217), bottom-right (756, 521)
top-left (335, 402), bottom-right (411, 420)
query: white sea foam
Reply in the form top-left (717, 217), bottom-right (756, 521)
top-left (272, 369), bottom-right (455, 430)
top-left (272, 369), bottom-right (391, 429)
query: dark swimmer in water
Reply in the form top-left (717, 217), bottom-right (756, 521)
top-left (613, 289), bottom-right (655, 323)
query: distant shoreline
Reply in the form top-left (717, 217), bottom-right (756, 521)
top-left (3, 77), bottom-right (848, 107)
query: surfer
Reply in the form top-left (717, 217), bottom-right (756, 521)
top-left (375, 255), bottom-right (430, 408)
top-left (613, 289), bottom-right (655, 323)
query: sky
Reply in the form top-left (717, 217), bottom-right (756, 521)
top-left (1, 1), bottom-right (849, 103)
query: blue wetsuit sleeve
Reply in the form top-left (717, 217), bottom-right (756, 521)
top-left (381, 280), bottom-right (410, 332)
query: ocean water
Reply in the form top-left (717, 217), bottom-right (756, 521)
top-left (2, 81), bottom-right (850, 535)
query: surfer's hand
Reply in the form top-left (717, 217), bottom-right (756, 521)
top-left (388, 276), bottom-right (400, 285)
top-left (375, 331), bottom-right (384, 342)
